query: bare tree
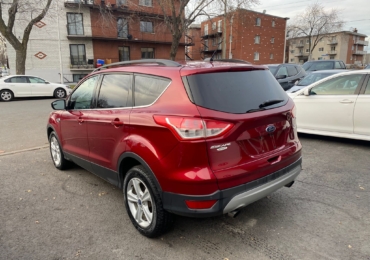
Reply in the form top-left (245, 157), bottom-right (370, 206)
top-left (288, 2), bottom-right (344, 61)
top-left (0, 0), bottom-right (53, 74)
top-left (216, 0), bottom-right (259, 58)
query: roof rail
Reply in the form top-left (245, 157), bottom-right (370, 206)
top-left (93, 59), bottom-right (182, 72)
top-left (204, 58), bottom-right (251, 64)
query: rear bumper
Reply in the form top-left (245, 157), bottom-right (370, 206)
top-left (162, 157), bottom-right (302, 217)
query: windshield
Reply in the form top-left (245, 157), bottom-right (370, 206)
top-left (185, 70), bottom-right (288, 114)
top-left (267, 66), bottom-right (278, 75)
top-left (304, 61), bottom-right (333, 71)
top-left (298, 73), bottom-right (335, 86)
top-left (302, 62), bottom-right (313, 71)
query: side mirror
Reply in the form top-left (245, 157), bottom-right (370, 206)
top-left (276, 75), bottom-right (287, 80)
top-left (45, 81), bottom-right (50, 84)
top-left (51, 100), bottom-right (66, 110)
top-left (303, 88), bottom-right (310, 96)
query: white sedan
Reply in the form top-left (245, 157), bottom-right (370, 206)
top-left (0, 75), bottom-right (72, 101)
top-left (288, 70), bottom-right (370, 141)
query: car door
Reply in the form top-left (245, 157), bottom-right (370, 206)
top-left (276, 66), bottom-right (289, 89)
top-left (294, 73), bottom-right (365, 133)
top-left (28, 76), bottom-right (52, 96)
top-left (59, 75), bottom-right (99, 171)
top-left (353, 75), bottom-right (370, 136)
top-left (286, 65), bottom-right (300, 88)
top-left (6, 76), bottom-right (31, 97)
top-left (86, 73), bottom-right (133, 185)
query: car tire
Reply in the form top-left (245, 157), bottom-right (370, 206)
top-left (54, 88), bottom-right (66, 98)
top-left (49, 131), bottom-right (69, 170)
top-left (123, 166), bottom-right (174, 238)
top-left (0, 89), bottom-right (14, 101)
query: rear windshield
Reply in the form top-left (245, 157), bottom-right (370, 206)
top-left (185, 70), bottom-right (288, 114)
top-left (303, 61), bottom-right (333, 71)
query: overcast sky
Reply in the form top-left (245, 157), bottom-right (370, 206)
top-left (257, 0), bottom-right (370, 38)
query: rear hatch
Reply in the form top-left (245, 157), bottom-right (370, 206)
top-left (183, 68), bottom-right (300, 189)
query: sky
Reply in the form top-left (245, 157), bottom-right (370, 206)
top-left (256, 0), bottom-right (370, 39)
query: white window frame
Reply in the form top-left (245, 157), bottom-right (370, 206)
top-left (256, 17), bottom-right (261, 26)
top-left (272, 20), bottom-right (275, 27)
top-left (139, 0), bottom-right (152, 7)
top-left (270, 53), bottom-right (274, 59)
top-left (217, 20), bottom-right (222, 32)
top-left (254, 52), bottom-right (259, 61)
top-left (254, 35), bottom-right (260, 44)
top-left (306, 48), bottom-right (309, 53)
top-left (140, 21), bottom-right (153, 33)
top-left (271, 37), bottom-right (274, 43)
top-left (212, 22), bottom-right (216, 30)
top-left (204, 24), bottom-right (208, 35)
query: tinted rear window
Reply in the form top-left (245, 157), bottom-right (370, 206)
top-left (134, 75), bottom-right (170, 106)
top-left (185, 70), bottom-right (288, 114)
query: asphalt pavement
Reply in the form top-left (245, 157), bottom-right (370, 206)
top-left (0, 98), bottom-right (369, 260)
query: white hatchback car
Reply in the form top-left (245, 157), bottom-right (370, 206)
top-left (0, 75), bottom-right (72, 101)
top-left (288, 70), bottom-right (370, 141)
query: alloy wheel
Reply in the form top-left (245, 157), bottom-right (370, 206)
top-left (1, 91), bottom-right (12, 101)
top-left (56, 89), bottom-right (65, 98)
top-left (126, 178), bottom-right (153, 228)
top-left (50, 136), bottom-right (61, 166)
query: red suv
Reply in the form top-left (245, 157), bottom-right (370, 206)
top-left (48, 59), bottom-right (302, 237)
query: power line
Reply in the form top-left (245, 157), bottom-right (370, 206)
top-left (259, 0), bottom-right (314, 9)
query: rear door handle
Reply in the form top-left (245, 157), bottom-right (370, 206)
top-left (339, 99), bottom-right (354, 104)
top-left (111, 118), bottom-right (124, 127)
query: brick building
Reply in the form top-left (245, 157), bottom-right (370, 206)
top-left (6, 0), bottom-right (186, 83)
top-left (186, 24), bottom-right (202, 60)
top-left (190, 9), bottom-right (288, 64)
top-left (287, 30), bottom-right (368, 65)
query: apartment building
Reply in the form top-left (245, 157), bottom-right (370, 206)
top-left (185, 24), bottom-right (202, 60)
top-left (6, 0), bottom-right (186, 83)
top-left (288, 30), bottom-right (368, 65)
top-left (194, 9), bottom-right (288, 64)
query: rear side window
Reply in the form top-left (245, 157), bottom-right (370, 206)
top-left (97, 74), bottom-right (132, 108)
top-left (134, 75), bottom-right (170, 106)
top-left (185, 70), bottom-right (288, 114)
top-left (287, 66), bottom-right (298, 76)
top-left (334, 61), bottom-right (342, 69)
top-left (7, 77), bottom-right (28, 83)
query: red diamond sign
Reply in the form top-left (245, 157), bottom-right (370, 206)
top-left (34, 21), bottom-right (46, 28)
top-left (34, 52), bottom-right (47, 59)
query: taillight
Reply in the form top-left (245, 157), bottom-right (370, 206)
top-left (153, 115), bottom-right (233, 140)
top-left (185, 200), bottom-right (218, 209)
top-left (291, 104), bottom-right (296, 118)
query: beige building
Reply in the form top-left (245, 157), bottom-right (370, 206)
top-left (288, 30), bottom-right (368, 65)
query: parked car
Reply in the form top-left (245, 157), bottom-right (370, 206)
top-left (1, 68), bottom-right (9, 77)
top-left (0, 75), bottom-right (72, 101)
top-left (288, 70), bottom-right (370, 141)
top-left (302, 60), bottom-right (346, 74)
top-left (47, 59), bottom-right (302, 237)
top-left (286, 70), bottom-right (349, 93)
top-left (266, 63), bottom-right (306, 90)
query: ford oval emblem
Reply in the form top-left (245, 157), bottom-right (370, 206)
top-left (266, 125), bottom-right (276, 134)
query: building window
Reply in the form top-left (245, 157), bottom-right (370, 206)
top-left (319, 48), bottom-right (324, 51)
top-left (272, 20), bottom-right (275, 27)
top-left (290, 58), bottom-right (294, 62)
top-left (271, 37), bottom-right (274, 43)
top-left (256, 17), bottom-right (261, 26)
top-left (139, 0), bottom-right (152, 7)
top-left (299, 40), bottom-right (303, 44)
top-left (331, 46), bottom-right (336, 51)
top-left (67, 13), bottom-right (83, 35)
top-left (290, 50), bottom-right (295, 54)
top-left (204, 40), bottom-right (208, 51)
top-left (73, 74), bottom-right (87, 82)
top-left (254, 35), bottom-right (260, 44)
top-left (117, 0), bottom-right (127, 5)
top-left (117, 18), bottom-right (128, 38)
top-left (141, 48), bottom-right (154, 59)
top-left (254, 52), bottom-right (259, 61)
top-left (306, 48), bottom-right (309, 53)
top-left (70, 44), bottom-right (86, 65)
top-left (119, 46), bottom-right (130, 61)
top-left (306, 39), bottom-right (310, 44)
top-left (140, 21), bottom-right (153, 33)
top-left (330, 55), bottom-right (335, 59)
top-left (352, 46), bottom-right (354, 50)
top-left (270, 53), bottom-right (274, 59)
top-left (217, 20), bottom-right (222, 32)
top-left (318, 57), bottom-right (322, 60)
top-left (204, 24), bottom-right (208, 35)
top-left (212, 22), bottom-right (216, 30)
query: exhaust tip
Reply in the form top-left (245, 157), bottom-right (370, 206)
top-left (227, 209), bottom-right (241, 218)
top-left (285, 181), bottom-right (295, 188)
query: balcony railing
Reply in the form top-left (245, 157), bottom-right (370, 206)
top-left (64, 0), bottom-right (94, 6)
top-left (327, 40), bottom-right (338, 45)
top-left (355, 40), bottom-right (369, 46)
top-left (296, 43), bottom-right (304, 48)
top-left (294, 53), bottom-right (308, 57)
top-left (353, 50), bottom-right (367, 55)
top-left (327, 50), bottom-right (337, 55)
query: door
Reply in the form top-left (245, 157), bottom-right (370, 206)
top-left (28, 76), bottom-right (52, 96)
top-left (294, 74), bottom-right (364, 133)
top-left (353, 75), bottom-right (370, 136)
top-left (276, 66), bottom-right (289, 90)
top-left (5, 76), bottom-right (31, 96)
top-left (87, 73), bottom-right (133, 184)
top-left (60, 75), bottom-right (99, 170)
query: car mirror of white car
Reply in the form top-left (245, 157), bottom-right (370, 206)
top-left (303, 88), bottom-right (310, 96)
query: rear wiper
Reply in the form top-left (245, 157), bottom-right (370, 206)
top-left (259, 99), bottom-right (284, 108)
top-left (246, 108), bottom-right (266, 113)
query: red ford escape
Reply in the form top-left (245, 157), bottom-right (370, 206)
top-left (47, 59), bottom-right (302, 237)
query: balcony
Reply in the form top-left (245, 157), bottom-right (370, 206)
top-left (353, 50), bottom-right (367, 55)
top-left (327, 40), bottom-right (338, 45)
top-left (64, 0), bottom-right (94, 7)
top-left (327, 50), bottom-right (337, 55)
top-left (355, 40), bottom-right (369, 46)
top-left (201, 30), bottom-right (222, 39)
top-left (294, 53), bottom-right (308, 57)
top-left (201, 46), bottom-right (222, 53)
top-left (70, 57), bottom-right (95, 70)
top-left (296, 43), bottom-right (305, 48)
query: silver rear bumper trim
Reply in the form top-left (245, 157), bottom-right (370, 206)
top-left (223, 163), bottom-right (302, 213)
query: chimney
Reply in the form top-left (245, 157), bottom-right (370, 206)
top-left (354, 28), bottom-right (358, 33)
